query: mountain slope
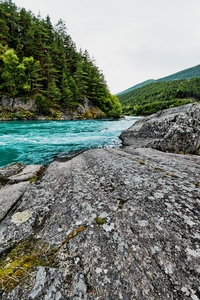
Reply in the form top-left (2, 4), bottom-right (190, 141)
top-left (118, 77), bottom-right (200, 116)
top-left (157, 64), bottom-right (200, 82)
top-left (117, 64), bottom-right (200, 96)
top-left (116, 79), bottom-right (155, 96)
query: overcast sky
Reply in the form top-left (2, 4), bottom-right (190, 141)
top-left (13, 0), bottom-right (200, 94)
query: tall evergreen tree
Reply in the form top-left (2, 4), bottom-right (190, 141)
top-left (0, 4), bottom-right (9, 45)
top-left (32, 60), bottom-right (43, 93)
top-left (0, 0), bottom-right (122, 117)
top-left (22, 56), bottom-right (34, 91)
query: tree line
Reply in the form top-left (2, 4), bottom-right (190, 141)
top-left (118, 77), bottom-right (200, 116)
top-left (0, 0), bottom-right (122, 117)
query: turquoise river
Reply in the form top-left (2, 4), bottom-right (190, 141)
top-left (0, 117), bottom-right (139, 168)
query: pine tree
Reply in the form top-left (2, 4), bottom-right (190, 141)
top-left (0, 5), bottom-right (9, 45)
top-left (3, 0), bottom-right (20, 49)
top-left (48, 77), bottom-right (61, 103)
top-left (32, 60), bottom-right (43, 93)
top-left (61, 72), bottom-right (73, 109)
top-left (18, 8), bottom-right (32, 56)
top-left (22, 56), bottom-right (34, 91)
top-left (43, 52), bottom-right (58, 96)
top-left (69, 76), bottom-right (79, 102)
top-left (74, 58), bottom-right (88, 100)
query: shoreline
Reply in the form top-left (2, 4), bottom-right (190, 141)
top-left (0, 103), bottom-right (200, 298)
top-left (0, 117), bottom-right (136, 169)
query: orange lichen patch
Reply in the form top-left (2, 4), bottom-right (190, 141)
top-left (154, 167), bottom-right (163, 172)
top-left (62, 226), bottom-right (86, 245)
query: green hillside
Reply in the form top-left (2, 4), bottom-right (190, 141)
top-left (0, 0), bottom-right (122, 118)
top-left (118, 77), bottom-right (200, 116)
top-left (157, 64), bottom-right (200, 82)
top-left (117, 64), bottom-right (200, 97)
top-left (116, 79), bottom-right (155, 96)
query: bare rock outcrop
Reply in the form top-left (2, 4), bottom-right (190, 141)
top-left (0, 146), bottom-right (200, 299)
top-left (120, 103), bottom-right (200, 154)
top-left (1, 103), bottom-right (200, 299)
top-left (0, 95), bottom-right (37, 112)
top-left (0, 94), bottom-right (106, 120)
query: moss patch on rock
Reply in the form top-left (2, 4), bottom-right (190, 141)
top-left (95, 216), bottom-right (106, 226)
top-left (0, 237), bottom-right (59, 293)
top-left (29, 167), bottom-right (45, 183)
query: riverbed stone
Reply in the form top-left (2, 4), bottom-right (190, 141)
top-left (0, 144), bottom-right (200, 299)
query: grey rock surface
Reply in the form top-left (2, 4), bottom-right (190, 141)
top-left (0, 95), bottom-right (37, 112)
top-left (120, 103), bottom-right (200, 154)
top-left (0, 163), bottom-right (25, 180)
top-left (0, 182), bottom-right (30, 221)
top-left (0, 164), bottom-right (43, 221)
top-left (8, 165), bottom-right (44, 183)
top-left (0, 94), bottom-right (105, 120)
top-left (1, 147), bottom-right (200, 299)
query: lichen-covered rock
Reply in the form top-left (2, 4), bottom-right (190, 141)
top-left (0, 164), bottom-right (43, 222)
top-left (0, 182), bottom-right (30, 221)
top-left (0, 163), bottom-right (26, 181)
top-left (8, 165), bottom-right (44, 183)
top-left (1, 147), bottom-right (200, 299)
top-left (120, 103), bottom-right (200, 154)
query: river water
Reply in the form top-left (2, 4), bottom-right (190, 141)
top-left (0, 117), bottom-right (139, 168)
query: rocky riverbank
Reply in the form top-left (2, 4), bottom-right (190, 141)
top-left (0, 95), bottom-right (106, 121)
top-left (120, 102), bottom-right (200, 154)
top-left (0, 103), bottom-right (200, 299)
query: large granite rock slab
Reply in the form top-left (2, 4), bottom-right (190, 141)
top-left (0, 147), bottom-right (200, 299)
top-left (120, 103), bottom-right (200, 154)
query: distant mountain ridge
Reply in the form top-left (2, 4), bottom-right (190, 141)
top-left (116, 79), bottom-right (155, 96)
top-left (116, 64), bottom-right (200, 96)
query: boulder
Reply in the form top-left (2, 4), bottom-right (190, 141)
top-left (0, 147), bottom-right (200, 299)
top-left (120, 103), bottom-right (200, 154)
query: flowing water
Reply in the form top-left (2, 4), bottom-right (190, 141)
top-left (0, 117), bottom-right (139, 168)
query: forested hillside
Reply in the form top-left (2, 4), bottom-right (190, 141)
top-left (0, 0), bottom-right (122, 118)
top-left (117, 64), bottom-right (200, 97)
top-left (118, 77), bottom-right (200, 116)
top-left (116, 80), bottom-right (155, 96)
top-left (157, 64), bottom-right (200, 82)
